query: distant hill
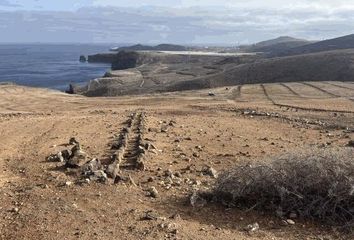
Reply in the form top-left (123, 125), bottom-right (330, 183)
top-left (78, 49), bottom-right (354, 96)
top-left (111, 44), bottom-right (188, 52)
top-left (241, 36), bottom-right (312, 54)
top-left (276, 34), bottom-right (354, 56)
top-left (166, 49), bottom-right (354, 92)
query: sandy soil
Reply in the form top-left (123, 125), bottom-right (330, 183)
top-left (0, 82), bottom-right (353, 239)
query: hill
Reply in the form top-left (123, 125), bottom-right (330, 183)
top-left (111, 43), bottom-right (188, 52)
top-left (276, 34), bottom-right (354, 56)
top-left (241, 36), bottom-right (312, 54)
top-left (77, 49), bottom-right (354, 96)
top-left (167, 50), bottom-right (354, 91)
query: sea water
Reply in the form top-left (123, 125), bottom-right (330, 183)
top-left (0, 44), bottom-right (113, 91)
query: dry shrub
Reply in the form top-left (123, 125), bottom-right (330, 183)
top-left (214, 148), bottom-right (354, 228)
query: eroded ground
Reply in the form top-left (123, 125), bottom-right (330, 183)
top-left (0, 81), bottom-right (353, 239)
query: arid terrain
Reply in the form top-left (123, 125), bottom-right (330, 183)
top-left (79, 35), bottom-right (354, 97)
top-left (0, 81), bottom-right (353, 239)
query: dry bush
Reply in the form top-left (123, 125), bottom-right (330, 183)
top-left (214, 148), bottom-right (354, 228)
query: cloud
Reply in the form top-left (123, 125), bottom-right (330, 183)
top-left (0, 0), bottom-right (20, 7)
top-left (0, 4), bottom-right (353, 44)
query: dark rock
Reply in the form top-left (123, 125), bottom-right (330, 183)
top-left (79, 55), bottom-right (87, 62)
top-left (89, 170), bottom-right (108, 183)
top-left (65, 84), bottom-right (75, 94)
top-left (81, 159), bottom-right (102, 175)
top-left (347, 140), bottom-right (354, 147)
top-left (61, 149), bottom-right (72, 161)
top-left (114, 174), bottom-right (128, 184)
top-left (69, 137), bottom-right (79, 145)
top-left (190, 192), bottom-right (207, 208)
top-left (47, 152), bottom-right (64, 162)
top-left (204, 166), bottom-right (218, 178)
top-left (66, 144), bottom-right (89, 168)
top-left (192, 152), bottom-right (200, 158)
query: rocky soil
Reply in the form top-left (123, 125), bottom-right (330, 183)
top-left (0, 82), bottom-right (353, 239)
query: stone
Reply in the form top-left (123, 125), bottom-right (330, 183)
top-left (114, 174), bottom-right (128, 184)
top-left (65, 181), bottom-right (73, 187)
top-left (286, 219), bottom-right (295, 225)
top-left (69, 137), bottom-right (79, 145)
top-left (148, 186), bottom-right (159, 198)
top-left (81, 159), bottom-right (102, 176)
top-left (348, 140), bottom-right (354, 147)
top-left (204, 166), bottom-right (218, 178)
top-left (66, 144), bottom-right (89, 168)
top-left (244, 222), bottom-right (259, 233)
top-left (192, 152), bottom-right (200, 158)
top-left (161, 125), bottom-right (169, 133)
top-left (141, 210), bottom-right (159, 221)
top-left (280, 220), bottom-right (288, 226)
top-left (169, 120), bottom-right (177, 126)
top-left (106, 154), bottom-right (121, 178)
top-left (195, 145), bottom-right (203, 151)
top-left (190, 192), bottom-right (207, 208)
top-left (11, 207), bottom-right (19, 213)
top-left (89, 170), bottom-right (108, 183)
top-left (106, 163), bottom-right (120, 179)
top-left (47, 152), bottom-right (64, 162)
top-left (61, 149), bottom-right (72, 161)
top-left (79, 55), bottom-right (87, 62)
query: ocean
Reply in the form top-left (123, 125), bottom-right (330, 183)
top-left (0, 44), bottom-right (114, 91)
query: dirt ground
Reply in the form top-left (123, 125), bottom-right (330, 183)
top-left (0, 81), bottom-right (353, 239)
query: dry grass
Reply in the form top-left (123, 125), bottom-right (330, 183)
top-left (214, 148), bottom-right (354, 229)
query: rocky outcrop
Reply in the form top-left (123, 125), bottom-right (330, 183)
top-left (87, 50), bottom-right (203, 71)
top-left (87, 51), bottom-right (148, 69)
top-left (79, 55), bottom-right (87, 62)
top-left (88, 53), bottom-right (120, 64)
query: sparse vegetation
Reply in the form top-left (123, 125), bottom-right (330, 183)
top-left (213, 148), bottom-right (354, 229)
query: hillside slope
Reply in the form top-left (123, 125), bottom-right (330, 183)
top-left (276, 34), bottom-right (354, 56)
top-left (241, 36), bottom-right (312, 54)
top-left (166, 50), bottom-right (354, 91)
top-left (80, 49), bottom-right (354, 96)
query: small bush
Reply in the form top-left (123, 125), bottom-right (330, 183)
top-left (214, 148), bottom-right (354, 228)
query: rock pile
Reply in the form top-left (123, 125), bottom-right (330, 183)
top-left (47, 138), bottom-right (108, 183)
top-left (46, 112), bottom-right (150, 185)
top-left (107, 112), bottom-right (148, 180)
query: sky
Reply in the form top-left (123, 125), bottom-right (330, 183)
top-left (0, 0), bottom-right (353, 45)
